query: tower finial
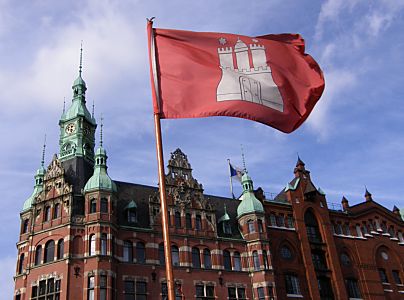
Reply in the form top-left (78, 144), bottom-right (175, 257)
top-left (241, 144), bottom-right (246, 172)
top-left (100, 114), bottom-right (103, 147)
top-left (79, 41), bottom-right (83, 76)
top-left (62, 97), bottom-right (66, 114)
top-left (92, 100), bottom-right (95, 119)
top-left (41, 134), bottom-right (47, 167)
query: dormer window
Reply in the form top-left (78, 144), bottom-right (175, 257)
top-left (223, 221), bottom-right (232, 234)
top-left (128, 209), bottom-right (137, 224)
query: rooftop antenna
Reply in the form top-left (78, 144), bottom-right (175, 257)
top-left (79, 41), bottom-right (83, 76)
top-left (241, 144), bottom-right (246, 172)
top-left (41, 134), bottom-right (47, 167)
top-left (100, 114), bottom-right (103, 147)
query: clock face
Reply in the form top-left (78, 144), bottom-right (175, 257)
top-left (65, 123), bottom-right (76, 135)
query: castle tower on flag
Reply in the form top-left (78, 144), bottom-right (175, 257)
top-left (216, 38), bottom-right (283, 112)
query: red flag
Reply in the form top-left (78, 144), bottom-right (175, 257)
top-left (147, 24), bottom-right (324, 133)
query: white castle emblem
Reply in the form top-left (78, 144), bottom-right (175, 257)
top-left (216, 38), bottom-right (283, 112)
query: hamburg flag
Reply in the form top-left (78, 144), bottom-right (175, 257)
top-left (147, 23), bottom-right (325, 133)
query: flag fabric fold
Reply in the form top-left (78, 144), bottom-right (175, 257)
top-left (229, 163), bottom-right (244, 182)
top-left (147, 25), bottom-right (324, 133)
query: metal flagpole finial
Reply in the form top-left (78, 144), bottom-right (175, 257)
top-left (241, 144), bottom-right (246, 172)
top-left (63, 97), bottom-right (66, 114)
top-left (92, 100), bottom-right (95, 119)
top-left (79, 41), bottom-right (83, 76)
top-left (100, 114), bottom-right (104, 147)
top-left (41, 134), bottom-right (47, 167)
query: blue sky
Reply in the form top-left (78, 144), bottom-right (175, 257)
top-left (1, 0), bottom-right (404, 297)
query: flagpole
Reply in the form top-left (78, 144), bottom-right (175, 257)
top-left (227, 159), bottom-right (235, 198)
top-left (148, 18), bottom-right (175, 300)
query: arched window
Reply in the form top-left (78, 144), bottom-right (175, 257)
top-left (44, 240), bottom-right (55, 263)
top-left (233, 252), bottom-right (241, 271)
top-left (263, 250), bottom-right (269, 269)
top-left (137, 242), bottom-right (146, 264)
top-left (53, 203), bottom-right (60, 219)
top-left (269, 214), bottom-right (277, 226)
top-left (186, 213), bottom-right (192, 229)
top-left (22, 219), bottom-right (29, 233)
top-left (192, 247), bottom-right (201, 268)
top-left (195, 215), bottom-right (202, 230)
top-left (100, 198), bottom-right (108, 213)
top-left (223, 221), bottom-right (232, 234)
top-left (258, 219), bottom-right (264, 233)
top-left (253, 251), bottom-right (260, 271)
top-left (90, 199), bottom-right (97, 213)
top-left (223, 250), bottom-right (231, 271)
top-left (340, 252), bottom-right (351, 266)
top-left (57, 239), bottom-right (64, 259)
top-left (18, 254), bottom-right (24, 274)
top-left (203, 248), bottom-right (211, 269)
top-left (304, 210), bottom-right (322, 243)
top-left (172, 245), bottom-right (179, 266)
top-left (175, 212), bottom-right (181, 228)
top-left (44, 206), bottom-right (51, 222)
top-left (89, 234), bottom-right (96, 256)
top-left (123, 241), bottom-right (133, 262)
top-left (248, 220), bottom-right (255, 233)
top-left (35, 245), bottom-right (42, 265)
top-left (101, 233), bottom-right (107, 255)
top-left (159, 243), bottom-right (165, 265)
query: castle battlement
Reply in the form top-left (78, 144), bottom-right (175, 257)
top-left (250, 44), bottom-right (265, 50)
top-left (218, 47), bottom-right (233, 54)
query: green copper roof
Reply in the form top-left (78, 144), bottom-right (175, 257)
top-left (84, 146), bottom-right (117, 193)
top-left (237, 172), bottom-right (264, 218)
top-left (218, 204), bottom-right (230, 223)
top-left (22, 167), bottom-right (45, 212)
top-left (61, 98), bottom-right (95, 124)
top-left (125, 200), bottom-right (137, 210)
top-left (73, 74), bottom-right (86, 88)
top-left (285, 178), bottom-right (300, 191)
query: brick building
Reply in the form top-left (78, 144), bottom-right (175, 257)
top-left (14, 60), bottom-right (404, 300)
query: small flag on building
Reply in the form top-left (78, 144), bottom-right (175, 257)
top-left (229, 162), bottom-right (244, 182)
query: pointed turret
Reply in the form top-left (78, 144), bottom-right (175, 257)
top-left (237, 172), bottom-right (264, 218)
top-left (22, 139), bottom-right (46, 212)
top-left (341, 196), bottom-right (349, 211)
top-left (294, 155), bottom-right (309, 178)
top-left (364, 188), bottom-right (373, 202)
top-left (84, 118), bottom-right (116, 193)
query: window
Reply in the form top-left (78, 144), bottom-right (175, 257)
top-left (344, 224), bottom-right (351, 236)
top-left (124, 241), bottom-right (133, 262)
top-left (388, 226), bottom-right (395, 237)
top-left (287, 215), bottom-right (295, 228)
top-left (192, 247), bottom-right (201, 268)
top-left (345, 278), bottom-right (361, 298)
top-left (312, 250), bottom-right (327, 271)
top-left (172, 245), bottom-right (179, 266)
top-left (281, 246), bottom-right (292, 260)
top-left (90, 199), bottom-right (97, 213)
top-left (378, 268), bottom-right (389, 283)
top-left (356, 225), bottom-right (363, 237)
top-left (162, 282), bottom-right (182, 300)
top-left (233, 252), bottom-right (241, 271)
top-left (159, 243), bottom-right (165, 265)
top-left (53, 203), bottom-right (60, 219)
top-left (31, 279), bottom-right (61, 300)
top-left (203, 248), bottom-right (211, 269)
top-left (340, 253), bottom-right (351, 266)
top-left (18, 254), bottom-right (24, 274)
top-left (248, 220), bottom-right (255, 233)
top-left (223, 221), bottom-right (232, 234)
top-left (285, 274), bottom-right (301, 295)
top-left (223, 250), bottom-right (231, 271)
top-left (22, 219), bottom-right (29, 233)
top-left (258, 219), bottom-right (264, 232)
top-left (362, 223), bottom-right (368, 234)
top-left (381, 222), bottom-right (387, 233)
top-left (196, 284), bottom-right (214, 300)
top-left (186, 213), bottom-right (192, 229)
top-left (57, 239), bottom-right (64, 259)
top-left (228, 287), bottom-right (247, 300)
top-left (124, 280), bottom-right (135, 300)
top-left (137, 242), bottom-right (146, 264)
top-left (44, 240), bottom-right (55, 263)
top-left (175, 212), bottom-right (181, 228)
top-left (253, 251), bottom-right (260, 271)
top-left (100, 198), bottom-right (108, 213)
top-left (334, 223), bottom-right (343, 235)
top-left (88, 276), bottom-right (95, 300)
top-left (44, 206), bottom-right (51, 222)
top-left (35, 245), bottom-right (42, 265)
top-left (398, 231), bottom-right (404, 242)
top-left (276, 214), bottom-right (285, 227)
top-left (305, 210), bottom-right (322, 243)
top-left (136, 281), bottom-right (147, 300)
top-left (101, 233), bottom-right (107, 255)
top-left (392, 270), bottom-right (402, 284)
top-left (196, 215), bottom-right (202, 230)
top-left (257, 287), bottom-right (265, 300)
top-left (89, 234), bottom-right (96, 256)
top-left (263, 250), bottom-right (269, 270)
top-left (269, 214), bottom-right (277, 226)
top-left (317, 276), bottom-right (334, 299)
top-left (100, 275), bottom-right (107, 300)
